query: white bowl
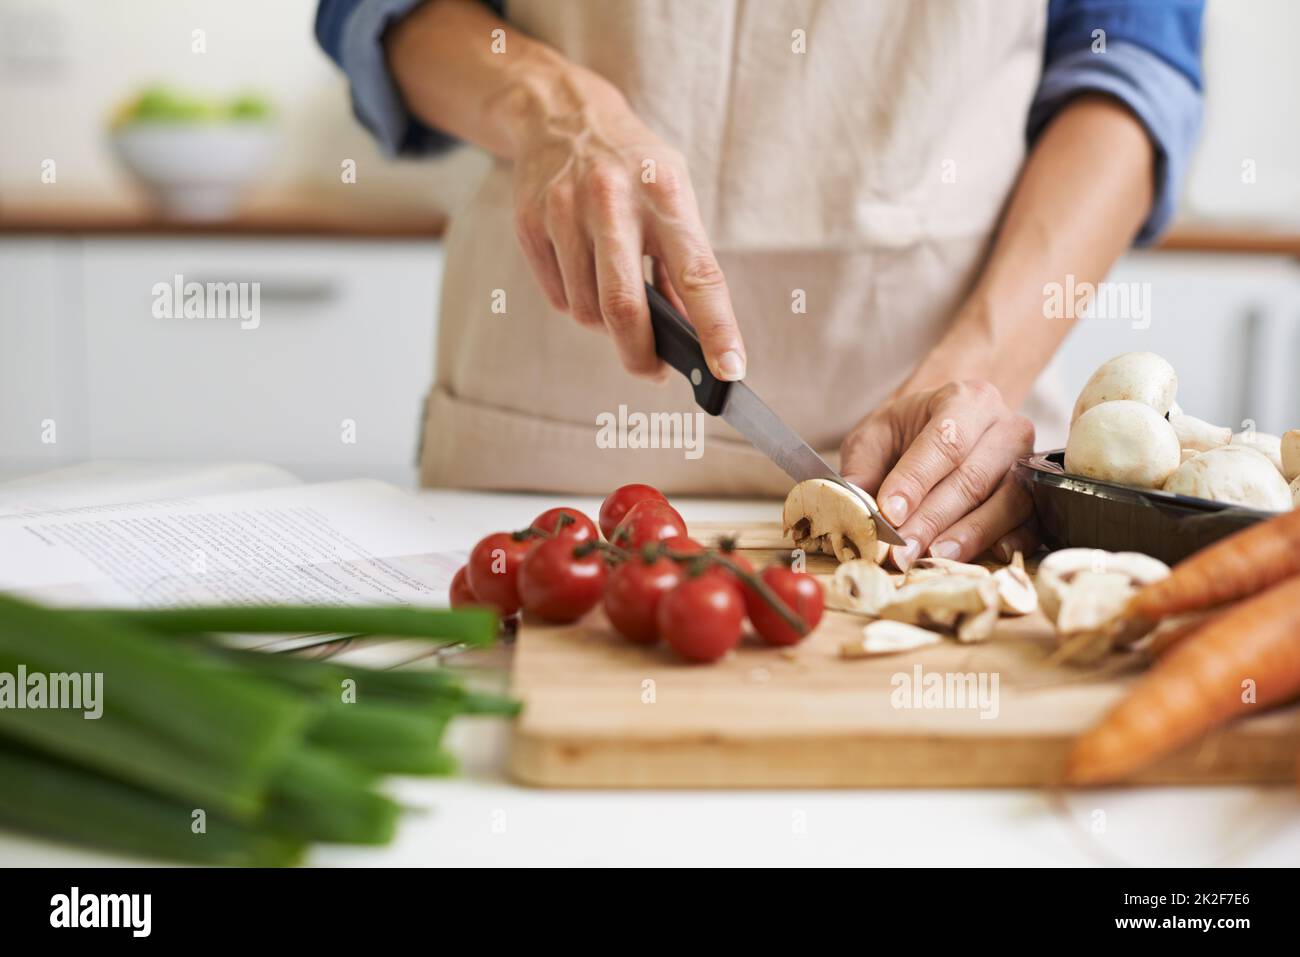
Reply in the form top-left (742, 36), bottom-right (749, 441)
top-left (110, 122), bottom-right (276, 221)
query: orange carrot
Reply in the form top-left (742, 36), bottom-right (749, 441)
top-left (1127, 508), bottom-right (1300, 623)
top-left (1066, 575), bottom-right (1300, 785)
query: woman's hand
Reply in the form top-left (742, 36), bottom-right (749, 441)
top-left (839, 380), bottom-right (1037, 569)
top-left (503, 69), bottom-right (746, 382)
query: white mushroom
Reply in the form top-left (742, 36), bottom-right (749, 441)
top-left (877, 575), bottom-right (1000, 643)
top-left (1162, 446), bottom-right (1292, 511)
top-left (1291, 475), bottom-right (1300, 509)
top-left (1282, 430), bottom-right (1300, 483)
top-left (1065, 400), bottom-right (1181, 489)
top-left (782, 479), bottom-right (881, 564)
top-left (1071, 352), bottom-right (1178, 424)
top-left (827, 560), bottom-right (896, 615)
top-left (992, 552), bottom-right (1037, 616)
top-left (840, 620), bottom-right (943, 658)
top-left (1035, 548), bottom-right (1169, 660)
top-left (902, 556), bottom-right (990, 585)
top-left (1169, 412), bottom-right (1231, 453)
top-left (1229, 430), bottom-right (1283, 474)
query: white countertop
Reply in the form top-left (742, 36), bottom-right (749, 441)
top-left (3, 487), bottom-right (1299, 867)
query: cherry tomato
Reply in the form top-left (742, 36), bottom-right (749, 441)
top-left (659, 535), bottom-right (705, 556)
top-left (449, 565), bottom-right (478, 608)
top-left (531, 506), bottom-right (598, 543)
top-left (603, 555), bottom-right (684, 644)
top-left (598, 483), bottom-right (668, 540)
top-left (658, 576), bottom-right (745, 663)
top-left (612, 500), bottom-right (688, 549)
top-left (518, 538), bottom-right (608, 623)
top-left (466, 532), bottom-right (534, 616)
top-left (744, 565), bottom-right (825, 647)
top-left (700, 550), bottom-right (754, 595)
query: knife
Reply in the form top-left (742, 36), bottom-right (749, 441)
top-left (644, 281), bottom-right (906, 546)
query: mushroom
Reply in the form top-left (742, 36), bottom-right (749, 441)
top-left (1071, 352), bottom-right (1178, 424)
top-left (1230, 429), bottom-right (1284, 474)
top-left (782, 479), bottom-right (881, 563)
top-left (1035, 548), bottom-right (1170, 660)
top-left (1291, 475), bottom-right (1300, 509)
top-left (827, 559), bottom-right (896, 615)
top-left (1282, 430), bottom-right (1300, 483)
top-left (1065, 400), bottom-right (1181, 489)
top-left (1169, 412), bottom-right (1232, 454)
top-left (902, 556), bottom-right (990, 585)
top-left (840, 620), bottom-right (943, 658)
top-left (991, 552), bottom-right (1037, 616)
top-left (1162, 445), bottom-right (1292, 511)
top-left (877, 575), bottom-right (1000, 643)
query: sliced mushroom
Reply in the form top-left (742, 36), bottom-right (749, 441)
top-left (1282, 430), bottom-right (1300, 483)
top-left (877, 575), bottom-right (1000, 643)
top-left (902, 556), bottom-right (990, 585)
top-left (827, 559), bottom-right (896, 614)
top-left (781, 478), bottom-right (880, 564)
top-left (1290, 475), bottom-right (1300, 509)
top-left (1035, 548), bottom-right (1170, 660)
top-left (1169, 412), bottom-right (1231, 453)
top-left (1230, 430), bottom-right (1283, 474)
top-left (991, 552), bottom-right (1037, 616)
top-left (1071, 352), bottom-right (1178, 424)
top-left (1163, 445), bottom-right (1292, 511)
top-left (841, 620), bottom-right (944, 658)
top-left (1065, 400), bottom-right (1181, 489)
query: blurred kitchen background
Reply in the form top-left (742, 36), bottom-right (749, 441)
top-left (2, 0), bottom-right (1299, 484)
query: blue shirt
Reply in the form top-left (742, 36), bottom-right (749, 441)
top-left (316, 0), bottom-right (1203, 244)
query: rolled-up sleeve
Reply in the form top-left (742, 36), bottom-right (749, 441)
top-left (315, 0), bottom-right (502, 156)
top-left (1028, 0), bottom-right (1205, 244)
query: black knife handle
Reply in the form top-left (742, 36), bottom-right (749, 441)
top-left (645, 281), bottom-right (732, 416)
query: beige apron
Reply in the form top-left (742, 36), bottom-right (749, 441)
top-left (420, 0), bottom-right (1069, 495)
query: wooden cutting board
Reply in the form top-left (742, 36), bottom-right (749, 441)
top-left (508, 522), bottom-right (1300, 788)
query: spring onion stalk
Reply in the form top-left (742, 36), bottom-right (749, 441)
top-left (72, 605), bottom-right (499, 647)
top-left (264, 748), bottom-right (400, 845)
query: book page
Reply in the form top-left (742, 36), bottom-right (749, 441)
top-left (0, 461), bottom-right (300, 518)
top-left (0, 479), bottom-right (461, 609)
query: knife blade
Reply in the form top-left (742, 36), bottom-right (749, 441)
top-left (645, 282), bottom-right (906, 546)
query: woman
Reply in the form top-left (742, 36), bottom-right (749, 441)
top-left (316, 0), bottom-right (1202, 569)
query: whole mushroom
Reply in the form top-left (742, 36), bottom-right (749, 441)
top-left (1162, 445), bottom-right (1293, 511)
top-left (1281, 429), bottom-right (1300, 483)
top-left (1229, 429), bottom-right (1283, 474)
top-left (1065, 400), bottom-right (1181, 489)
top-left (1169, 412), bottom-right (1231, 454)
top-left (1071, 352), bottom-right (1178, 424)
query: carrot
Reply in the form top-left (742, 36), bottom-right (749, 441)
top-left (1143, 609), bottom-right (1224, 659)
top-left (1066, 575), bottom-right (1300, 785)
top-left (1126, 507), bottom-right (1300, 624)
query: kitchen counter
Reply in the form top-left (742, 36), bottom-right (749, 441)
top-left (1, 487), bottom-right (1298, 867)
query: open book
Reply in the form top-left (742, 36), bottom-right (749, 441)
top-left (0, 462), bottom-right (462, 614)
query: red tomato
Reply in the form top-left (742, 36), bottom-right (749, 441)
top-left (612, 500), bottom-right (688, 549)
top-left (466, 532), bottom-right (534, 616)
top-left (598, 484), bottom-right (668, 540)
top-left (449, 565), bottom-right (478, 609)
top-left (700, 550), bottom-right (754, 595)
top-left (658, 576), bottom-right (745, 663)
top-left (660, 535), bottom-right (705, 556)
top-left (531, 506), bottom-right (598, 543)
top-left (518, 538), bottom-right (608, 623)
top-left (603, 556), bottom-right (684, 644)
top-left (744, 565), bottom-right (825, 647)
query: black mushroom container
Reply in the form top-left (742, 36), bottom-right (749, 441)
top-left (1014, 450), bottom-right (1276, 566)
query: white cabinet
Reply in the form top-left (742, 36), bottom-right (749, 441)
top-left (1, 236), bottom-right (442, 483)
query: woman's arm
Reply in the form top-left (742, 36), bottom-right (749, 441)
top-left (901, 94), bottom-right (1154, 405)
top-left (840, 95), bottom-right (1155, 569)
top-left (384, 0), bottom-right (747, 382)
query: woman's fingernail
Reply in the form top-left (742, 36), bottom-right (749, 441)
top-left (929, 539), bottom-right (960, 561)
top-left (892, 538), bottom-right (920, 571)
top-left (884, 495), bottom-right (908, 524)
top-left (717, 350), bottom-right (746, 380)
